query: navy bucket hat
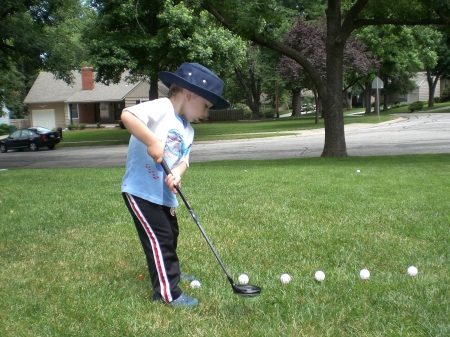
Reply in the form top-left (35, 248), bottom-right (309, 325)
top-left (158, 63), bottom-right (230, 110)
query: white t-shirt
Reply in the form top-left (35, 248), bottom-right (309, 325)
top-left (121, 98), bottom-right (194, 207)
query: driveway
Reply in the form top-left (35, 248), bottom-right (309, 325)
top-left (0, 113), bottom-right (449, 169)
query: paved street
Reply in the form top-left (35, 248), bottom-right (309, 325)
top-left (1, 113), bottom-right (449, 169)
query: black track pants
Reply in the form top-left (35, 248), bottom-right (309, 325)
top-left (122, 192), bottom-right (182, 302)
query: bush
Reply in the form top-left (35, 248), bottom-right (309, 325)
top-left (0, 123), bottom-right (9, 135)
top-left (408, 101), bottom-right (424, 112)
top-left (117, 120), bottom-right (126, 129)
top-left (260, 108), bottom-right (276, 119)
top-left (233, 104), bottom-right (252, 119)
top-left (440, 88), bottom-right (450, 102)
top-left (78, 123), bottom-right (86, 130)
top-left (96, 122), bottom-right (101, 128)
top-left (67, 124), bottom-right (77, 130)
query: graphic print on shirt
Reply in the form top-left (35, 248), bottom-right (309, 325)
top-left (145, 163), bottom-right (160, 180)
top-left (162, 129), bottom-right (191, 168)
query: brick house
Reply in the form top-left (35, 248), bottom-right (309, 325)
top-left (24, 67), bottom-right (168, 129)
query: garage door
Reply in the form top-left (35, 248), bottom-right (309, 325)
top-left (32, 109), bottom-right (56, 129)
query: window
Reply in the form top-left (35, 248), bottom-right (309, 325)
top-left (135, 99), bottom-right (148, 105)
top-left (114, 102), bottom-right (124, 120)
top-left (10, 131), bottom-right (21, 138)
top-left (69, 104), bottom-right (79, 119)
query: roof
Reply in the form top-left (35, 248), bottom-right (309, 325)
top-left (24, 71), bottom-right (167, 104)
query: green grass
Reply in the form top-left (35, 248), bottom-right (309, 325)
top-left (1, 154), bottom-right (449, 336)
top-left (59, 129), bottom-right (131, 147)
top-left (59, 114), bottom-right (397, 145)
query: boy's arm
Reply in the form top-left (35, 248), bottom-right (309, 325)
top-left (121, 110), bottom-right (164, 163)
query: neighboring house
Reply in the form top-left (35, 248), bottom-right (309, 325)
top-left (24, 67), bottom-right (168, 129)
top-left (0, 105), bottom-right (10, 125)
top-left (440, 77), bottom-right (450, 96)
top-left (388, 71), bottom-right (442, 104)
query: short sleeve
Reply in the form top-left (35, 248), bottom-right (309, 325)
top-left (123, 99), bottom-right (167, 126)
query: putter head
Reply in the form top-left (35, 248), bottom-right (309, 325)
top-left (232, 284), bottom-right (261, 298)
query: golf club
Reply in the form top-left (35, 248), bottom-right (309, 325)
top-left (161, 160), bottom-right (261, 298)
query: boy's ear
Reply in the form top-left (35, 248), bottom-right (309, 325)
top-left (183, 89), bottom-right (192, 100)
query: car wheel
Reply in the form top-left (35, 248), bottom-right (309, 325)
top-left (0, 144), bottom-right (7, 153)
top-left (29, 142), bottom-right (38, 151)
top-left (48, 145), bottom-right (55, 150)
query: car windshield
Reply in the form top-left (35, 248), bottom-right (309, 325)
top-left (31, 127), bottom-right (52, 134)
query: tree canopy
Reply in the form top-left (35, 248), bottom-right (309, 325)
top-left (0, 0), bottom-right (88, 117)
top-left (84, 0), bottom-right (246, 100)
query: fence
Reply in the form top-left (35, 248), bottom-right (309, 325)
top-left (208, 109), bottom-right (244, 121)
top-left (10, 119), bottom-right (30, 129)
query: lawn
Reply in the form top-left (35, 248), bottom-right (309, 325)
top-left (58, 103), bottom-right (450, 145)
top-left (1, 154), bottom-right (449, 336)
top-left (58, 109), bottom-right (407, 146)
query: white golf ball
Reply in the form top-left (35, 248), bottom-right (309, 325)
top-left (280, 273), bottom-right (291, 284)
top-left (315, 270), bottom-right (325, 282)
top-left (407, 266), bottom-right (418, 277)
top-left (356, 169), bottom-right (360, 173)
top-left (360, 268), bottom-right (370, 280)
top-left (190, 280), bottom-right (201, 289)
top-left (238, 273), bottom-right (249, 285)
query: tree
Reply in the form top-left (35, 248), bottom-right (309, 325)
top-left (199, 0), bottom-right (450, 157)
top-left (277, 17), bottom-right (378, 119)
top-left (0, 0), bottom-right (88, 117)
top-left (84, 0), bottom-right (246, 100)
top-left (424, 27), bottom-right (450, 107)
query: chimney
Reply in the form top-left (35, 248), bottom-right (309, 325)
top-left (81, 66), bottom-right (95, 90)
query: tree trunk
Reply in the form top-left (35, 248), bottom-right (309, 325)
top-left (291, 89), bottom-right (302, 117)
top-left (383, 91), bottom-right (388, 111)
top-left (313, 89), bottom-right (320, 124)
top-left (149, 75), bottom-right (159, 100)
top-left (427, 71), bottom-right (440, 108)
top-left (322, 1), bottom-right (347, 157)
top-left (364, 82), bottom-right (372, 114)
top-left (235, 68), bottom-right (260, 118)
top-left (344, 90), bottom-right (352, 109)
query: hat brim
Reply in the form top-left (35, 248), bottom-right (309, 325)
top-left (158, 71), bottom-right (230, 110)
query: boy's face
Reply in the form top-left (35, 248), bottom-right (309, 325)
top-left (183, 93), bottom-right (213, 122)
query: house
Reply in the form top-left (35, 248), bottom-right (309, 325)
top-left (24, 67), bottom-right (168, 129)
top-left (388, 71), bottom-right (442, 104)
top-left (440, 77), bottom-right (450, 96)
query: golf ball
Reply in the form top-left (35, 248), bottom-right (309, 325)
top-left (315, 270), bottom-right (325, 282)
top-left (407, 266), bottom-right (418, 277)
top-left (356, 169), bottom-right (360, 173)
top-left (280, 273), bottom-right (291, 284)
top-left (360, 268), bottom-right (370, 280)
top-left (190, 280), bottom-right (201, 289)
top-left (238, 273), bottom-right (249, 285)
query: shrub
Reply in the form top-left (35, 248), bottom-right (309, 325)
top-left (440, 88), bottom-right (450, 102)
top-left (0, 123), bottom-right (10, 135)
top-left (118, 120), bottom-right (126, 129)
top-left (408, 101), bottom-right (424, 112)
top-left (67, 124), bottom-right (77, 130)
top-left (78, 123), bottom-right (86, 130)
top-left (434, 97), bottom-right (441, 103)
top-left (96, 122), bottom-right (101, 128)
top-left (234, 103), bottom-right (252, 119)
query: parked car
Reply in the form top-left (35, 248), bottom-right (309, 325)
top-left (0, 126), bottom-right (60, 153)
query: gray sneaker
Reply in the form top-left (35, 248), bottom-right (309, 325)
top-left (152, 293), bottom-right (198, 308)
top-left (171, 293), bottom-right (198, 308)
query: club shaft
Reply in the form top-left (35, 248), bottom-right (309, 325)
top-left (161, 160), bottom-right (235, 286)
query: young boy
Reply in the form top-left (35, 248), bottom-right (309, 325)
top-left (121, 63), bottom-right (230, 308)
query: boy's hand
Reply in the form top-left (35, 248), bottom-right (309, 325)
top-left (165, 173), bottom-right (181, 194)
top-left (147, 140), bottom-right (164, 163)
